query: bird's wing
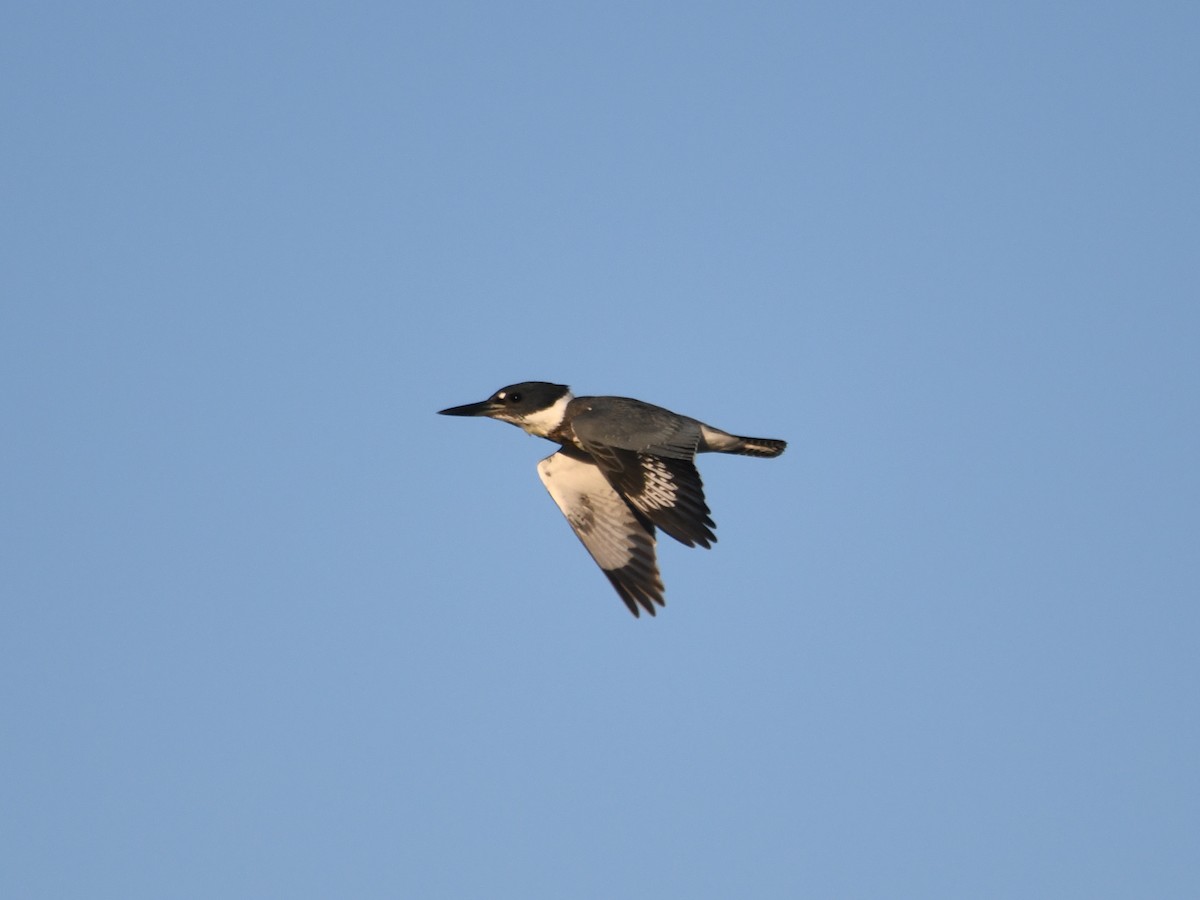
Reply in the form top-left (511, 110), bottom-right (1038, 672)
top-left (537, 450), bottom-right (665, 617)
top-left (569, 409), bottom-right (713, 549)
top-left (570, 397), bottom-right (700, 459)
top-left (577, 442), bottom-right (717, 548)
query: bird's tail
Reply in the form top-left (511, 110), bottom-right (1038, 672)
top-left (700, 425), bottom-right (787, 458)
top-left (726, 436), bottom-right (787, 458)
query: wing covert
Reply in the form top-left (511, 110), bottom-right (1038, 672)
top-left (570, 399), bottom-right (701, 459)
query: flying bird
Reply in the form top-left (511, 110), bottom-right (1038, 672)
top-left (439, 382), bottom-right (786, 617)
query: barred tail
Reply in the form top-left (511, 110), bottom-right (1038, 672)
top-left (727, 436), bottom-right (787, 458)
top-left (698, 424), bottom-right (787, 457)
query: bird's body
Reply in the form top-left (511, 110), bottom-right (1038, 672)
top-left (439, 382), bottom-right (786, 616)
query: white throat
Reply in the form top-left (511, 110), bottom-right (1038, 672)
top-left (518, 391), bottom-right (574, 438)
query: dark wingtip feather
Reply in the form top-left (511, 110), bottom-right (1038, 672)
top-left (607, 572), bottom-right (664, 618)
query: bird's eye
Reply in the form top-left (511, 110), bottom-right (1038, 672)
top-left (508, 393), bottom-right (522, 403)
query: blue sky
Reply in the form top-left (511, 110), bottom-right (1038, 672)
top-left (3, 2), bottom-right (1197, 897)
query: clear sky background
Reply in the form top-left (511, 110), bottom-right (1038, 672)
top-left (3, 3), bottom-right (1197, 898)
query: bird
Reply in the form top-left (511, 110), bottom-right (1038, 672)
top-left (438, 382), bottom-right (787, 617)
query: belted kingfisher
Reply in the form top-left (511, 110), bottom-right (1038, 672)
top-left (439, 382), bottom-right (787, 617)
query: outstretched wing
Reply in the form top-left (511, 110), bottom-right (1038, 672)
top-left (582, 444), bottom-right (716, 548)
top-left (537, 450), bottom-right (665, 617)
top-left (570, 402), bottom-right (717, 548)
